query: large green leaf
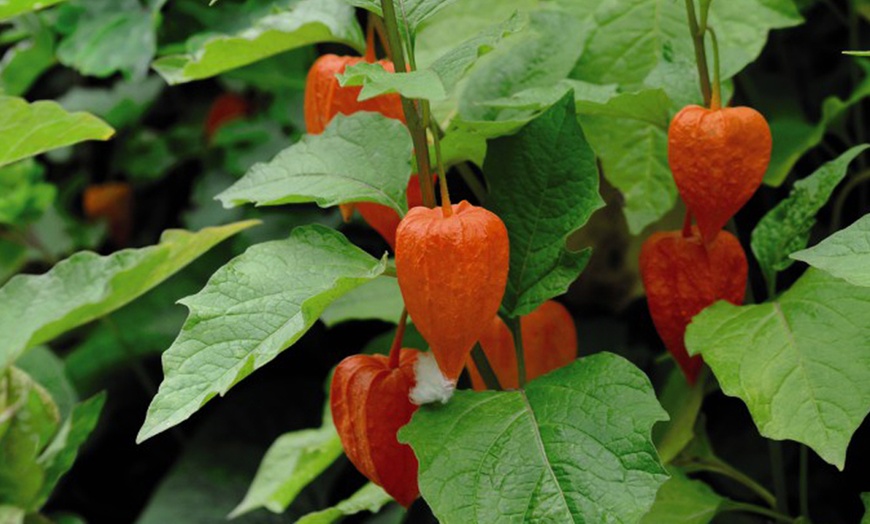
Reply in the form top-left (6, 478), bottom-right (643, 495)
top-left (765, 62), bottom-right (870, 186)
top-left (791, 214), bottom-right (870, 287)
top-left (320, 276), bottom-right (403, 327)
top-left (152, 0), bottom-right (363, 85)
top-left (640, 468), bottom-right (724, 524)
top-left (33, 393), bottom-right (105, 508)
top-left (231, 414), bottom-right (343, 517)
top-left (218, 113), bottom-right (413, 215)
top-left (137, 226), bottom-right (387, 443)
top-left (0, 0), bottom-right (66, 21)
top-left (295, 483), bottom-right (393, 524)
top-left (484, 92), bottom-right (603, 317)
top-left (751, 145), bottom-right (869, 288)
top-left (862, 493), bottom-right (870, 524)
top-left (16, 347), bottom-right (77, 422)
top-left (56, 0), bottom-right (158, 80)
top-left (571, 0), bottom-right (802, 106)
top-left (400, 353), bottom-right (669, 523)
top-left (0, 221), bottom-right (256, 370)
top-left (579, 89), bottom-right (674, 233)
top-left (686, 269), bottom-right (870, 469)
top-left (0, 96), bottom-right (114, 168)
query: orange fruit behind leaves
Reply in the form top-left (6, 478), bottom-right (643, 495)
top-left (395, 201), bottom-right (510, 381)
top-left (356, 175), bottom-right (429, 249)
top-left (83, 182), bottom-right (133, 247)
top-left (304, 54), bottom-right (405, 135)
top-left (639, 227), bottom-right (748, 384)
top-left (204, 93), bottom-right (249, 141)
top-left (330, 350), bottom-right (420, 508)
top-left (466, 300), bottom-right (577, 390)
top-left (668, 105), bottom-right (772, 243)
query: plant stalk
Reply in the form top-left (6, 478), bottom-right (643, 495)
top-left (470, 344), bottom-right (502, 391)
top-left (507, 317), bottom-right (527, 388)
top-left (720, 501), bottom-right (794, 523)
top-left (388, 309), bottom-right (409, 369)
top-left (379, 0), bottom-right (436, 209)
top-left (769, 440), bottom-right (790, 515)
top-left (684, 0), bottom-right (712, 107)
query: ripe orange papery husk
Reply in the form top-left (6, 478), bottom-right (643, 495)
top-left (639, 227), bottom-right (748, 384)
top-left (466, 300), bottom-right (578, 390)
top-left (395, 201), bottom-right (510, 381)
top-left (356, 175), bottom-right (430, 249)
top-left (304, 54), bottom-right (406, 222)
top-left (83, 182), bottom-right (133, 247)
top-left (668, 105), bottom-right (772, 243)
top-left (304, 54), bottom-right (405, 135)
top-left (204, 93), bottom-right (249, 141)
top-left (330, 350), bottom-right (420, 508)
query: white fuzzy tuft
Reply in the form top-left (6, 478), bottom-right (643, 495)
top-left (409, 352), bottom-right (455, 405)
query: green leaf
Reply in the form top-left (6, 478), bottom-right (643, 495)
top-left (0, 19), bottom-right (55, 96)
top-left (484, 92), bottom-right (603, 317)
top-left (0, 96), bottom-right (114, 168)
top-left (152, 0), bottom-right (363, 85)
top-left (640, 468), bottom-right (724, 524)
top-left (791, 214), bottom-right (870, 287)
top-left (33, 393), bottom-right (105, 508)
top-left (571, 0), bottom-right (802, 106)
top-left (16, 347), bottom-right (77, 422)
top-left (57, 76), bottom-right (164, 129)
top-left (345, 0), bottom-right (460, 37)
top-left (578, 89), bottom-right (675, 234)
top-left (751, 145), bottom-right (869, 287)
top-left (0, 160), bottom-right (55, 226)
top-left (217, 113), bottom-right (413, 215)
top-left (0, 221), bottom-right (257, 370)
top-left (862, 493), bottom-right (870, 524)
top-left (320, 276), bottom-right (403, 327)
top-left (339, 63), bottom-right (446, 101)
top-left (0, 0), bottom-right (66, 21)
top-left (295, 483), bottom-right (394, 524)
top-left (337, 13), bottom-right (524, 103)
top-left (56, 0), bottom-right (157, 80)
top-left (653, 369), bottom-right (705, 465)
top-left (399, 353), bottom-right (669, 523)
top-left (230, 416), bottom-right (343, 517)
top-left (765, 62), bottom-right (870, 186)
top-left (0, 367), bottom-right (59, 509)
top-left (0, 506), bottom-right (23, 523)
top-left (686, 268), bottom-right (870, 469)
top-left (137, 225), bottom-right (387, 443)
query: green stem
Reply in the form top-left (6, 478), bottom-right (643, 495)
top-left (707, 26), bottom-right (722, 109)
top-left (379, 0), bottom-right (435, 209)
top-left (470, 343), bottom-right (502, 391)
top-left (831, 169), bottom-right (870, 232)
top-left (388, 309), bottom-right (408, 369)
top-left (684, 459), bottom-right (777, 509)
top-left (506, 317), bottom-right (527, 388)
top-left (799, 445), bottom-right (810, 520)
top-left (769, 440), bottom-right (790, 515)
top-left (684, 0), bottom-right (712, 106)
top-left (720, 501), bottom-right (794, 523)
top-left (456, 163), bottom-right (488, 203)
top-left (423, 99), bottom-right (453, 216)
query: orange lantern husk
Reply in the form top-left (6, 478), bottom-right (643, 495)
top-left (330, 350), bottom-right (420, 508)
top-left (668, 105), bottom-right (771, 243)
top-left (395, 201), bottom-right (510, 381)
top-left (639, 227), bottom-right (747, 384)
top-left (83, 182), bottom-right (134, 247)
